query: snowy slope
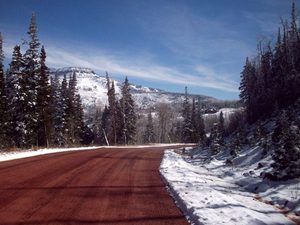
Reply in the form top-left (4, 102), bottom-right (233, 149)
top-left (50, 67), bottom-right (217, 111)
top-left (160, 148), bottom-right (299, 225)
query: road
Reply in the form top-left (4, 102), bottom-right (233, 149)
top-left (0, 146), bottom-right (190, 225)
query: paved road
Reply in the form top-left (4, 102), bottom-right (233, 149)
top-left (0, 146), bottom-right (190, 225)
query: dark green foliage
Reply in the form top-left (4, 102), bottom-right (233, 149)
top-left (6, 45), bottom-right (27, 147)
top-left (91, 108), bottom-right (103, 144)
top-left (100, 105), bottom-right (110, 145)
top-left (0, 32), bottom-right (9, 148)
top-left (49, 74), bottom-right (64, 146)
top-left (209, 123), bottom-right (221, 155)
top-left (22, 13), bottom-right (41, 146)
top-left (240, 3), bottom-right (300, 123)
top-left (106, 80), bottom-right (118, 145)
top-left (270, 110), bottom-right (300, 180)
top-left (2, 14), bottom-right (91, 149)
top-left (119, 77), bottom-right (136, 145)
top-left (181, 87), bottom-right (193, 143)
top-left (36, 46), bottom-right (51, 147)
top-left (143, 110), bottom-right (155, 144)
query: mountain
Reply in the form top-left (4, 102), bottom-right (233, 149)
top-left (50, 67), bottom-right (219, 112)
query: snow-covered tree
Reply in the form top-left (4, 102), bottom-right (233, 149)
top-left (143, 109), bottom-right (155, 144)
top-left (36, 46), bottom-right (51, 147)
top-left (6, 45), bottom-right (27, 147)
top-left (22, 13), bottom-right (41, 146)
top-left (181, 87), bottom-right (192, 143)
top-left (119, 77), bottom-right (136, 145)
top-left (107, 80), bottom-right (118, 145)
top-left (0, 32), bottom-right (9, 148)
top-left (271, 110), bottom-right (300, 180)
top-left (49, 73), bottom-right (64, 146)
top-left (60, 74), bottom-right (69, 145)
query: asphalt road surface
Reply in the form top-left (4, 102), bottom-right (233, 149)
top-left (0, 146), bottom-right (191, 225)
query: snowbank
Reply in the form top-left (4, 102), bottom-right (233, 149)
top-left (0, 144), bottom-right (191, 162)
top-left (160, 149), bottom-right (298, 225)
top-left (0, 146), bottom-right (100, 162)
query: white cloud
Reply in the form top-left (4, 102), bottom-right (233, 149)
top-left (45, 45), bottom-right (238, 93)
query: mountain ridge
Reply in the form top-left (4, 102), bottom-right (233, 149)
top-left (50, 67), bottom-right (219, 112)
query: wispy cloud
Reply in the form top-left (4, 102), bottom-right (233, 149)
top-left (45, 44), bottom-right (238, 93)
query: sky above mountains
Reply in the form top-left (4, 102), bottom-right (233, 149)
top-left (0, 0), bottom-right (298, 100)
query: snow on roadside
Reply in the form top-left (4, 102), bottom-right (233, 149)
top-left (160, 149), bottom-right (295, 225)
top-left (0, 143), bottom-right (191, 162)
top-left (0, 146), bottom-right (100, 162)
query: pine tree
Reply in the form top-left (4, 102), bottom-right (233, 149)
top-left (218, 111), bottom-right (225, 142)
top-left (143, 109), bottom-right (155, 144)
top-left (36, 46), bottom-right (51, 147)
top-left (107, 80), bottom-right (118, 145)
top-left (119, 77), bottom-right (136, 145)
top-left (210, 123), bottom-right (221, 155)
top-left (60, 74), bottom-right (69, 145)
top-left (6, 45), bottom-right (27, 147)
top-left (0, 32), bottom-right (9, 148)
top-left (22, 13), bottom-right (41, 146)
top-left (73, 93), bottom-right (90, 144)
top-left (190, 98), bottom-right (199, 143)
top-left (181, 87), bottom-right (192, 143)
top-left (271, 110), bottom-right (300, 180)
top-left (101, 105), bottom-right (110, 145)
top-left (239, 57), bottom-right (257, 122)
top-left (196, 98), bottom-right (206, 145)
top-left (49, 73), bottom-right (64, 146)
top-left (66, 72), bottom-right (78, 144)
top-left (91, 108), bottom-right (103, 144)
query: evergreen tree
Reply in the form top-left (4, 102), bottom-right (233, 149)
top-left (91, 108), bottom-right (103, 144)
top-left (181, 87), bottom-right (192, 143)
top-left (73, 93), bottom-right (92, 144)
top-left (36, 46), bottom-right (51, 147)
top-left (218, 111), bottom-right (225, 140)
top-left (107, 80), bottom-right (118, 145)
top-left (101, 105), bottom-right (110, 145)
top-left (49, 73), bottom-right (65, 146)
top-left (196, 98), bottom-right (206, 145)
top-left (143, 109), bottom-right (155, 144)
top-left (119, 77), bottom-right (136, 145)
top-left (60, 74), bottom-right (69, 145)
top-left (240, 3), bottom-right (300, 123)
top-left (0, 32), bottom-right (9, 148)
top-left (190, 98), bottom-right (198, 143)
top-left (66, 72), bottom-right (78, 144)
top-left (6, 45), bottom-right (27, 147)
top-left (210, 123), bottom-right (221, 155)
top-left (22, 13), bottom-right (41, 146)
top-left (271, 110), bottom-right (300, 180)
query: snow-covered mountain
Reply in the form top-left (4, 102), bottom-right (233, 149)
top-left (50, 67), bottom-right (218, 112)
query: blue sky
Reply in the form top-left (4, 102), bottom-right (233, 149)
top-left (0, 0), bottom-right (298, 100)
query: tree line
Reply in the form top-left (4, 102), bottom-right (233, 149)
top-left (240, 2), bottom-right (300, 123)
top-left (92, 74), bottom-right (137, 146)
top-left (238, 2), bottom-right (300, 180)
top-left (0, 14), bottom-right (93, 149)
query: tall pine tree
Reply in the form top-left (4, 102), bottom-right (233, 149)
top-left (36, 46), bottom-right (51, 147)
top-left (119, 77), bottom-right (136, 145)
top-left (143, 109), bottom-right (155, 144)
top-left (23, 13), bottom-right (41, 146)
top-left (181, 87), bottom-right (192, 143)
top-left (6, 45), bottom-right (26, 147)
top-left (0, 32), bottom-right (9, 148)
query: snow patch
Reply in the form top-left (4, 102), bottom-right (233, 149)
top-left (160, 149), bottom-right (297, 225)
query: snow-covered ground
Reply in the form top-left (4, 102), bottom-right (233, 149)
top-left (0, 146), bottom-right (100, 162)
top-left (160, 148), bottom-right (300, 225)
top-left (0, 144), bottom-right (191, 162)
